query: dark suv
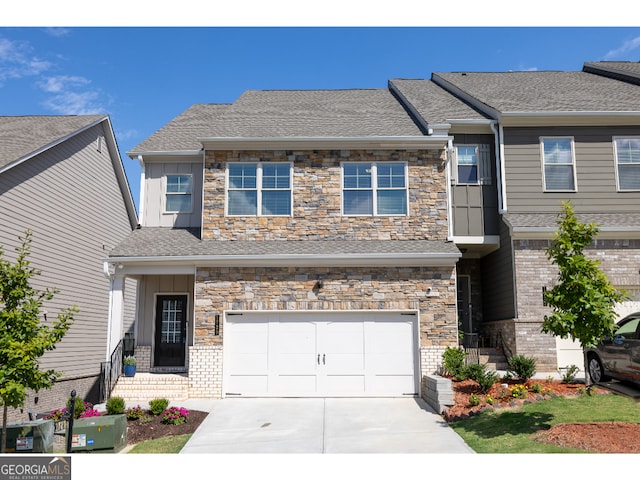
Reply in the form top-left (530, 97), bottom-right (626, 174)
top-left (586, 312), bottom-right (640, 385)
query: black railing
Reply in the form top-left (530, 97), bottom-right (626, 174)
top-left (98, 338), bottom-right (124, 403)
top-left (462, 332), bottom-right (479, 365)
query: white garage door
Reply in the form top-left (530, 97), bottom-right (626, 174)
top-left (224, 311), bottom-right (418, 397)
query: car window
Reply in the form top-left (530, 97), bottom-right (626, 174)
top-left (615, 318), bottom-right (640, 338)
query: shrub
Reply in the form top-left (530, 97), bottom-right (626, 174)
top-left (125, 405), bottom-right (145, 420)
top-left (442, 346), bottom-right (467, 380)
top-left (509, 384), bottom-right (528, 399)
top-left (561, 364), bottom-right (580, 384)
top-left (485, 395), bottom-right (494, 405)
top-left (469, 393), bottom-right (481, 406)
top-left (149, 398), bottom-right (170, 416)
top-left (161, 406), bottom-right (189, 425)
top-left (43, 408), bottom-right (67, 422)
top-left (123, 355), bottom-right (136, 366)
top-left (463, 363), bottom-right (498, 394)
top-left (507, 354), bottom-right (537, 382)
top-left (529, 382), bottom-right (542, 394)
top-left (106, 396), bottom-right (126, 415)
top-left (66, 396), bottom-right (86, 419)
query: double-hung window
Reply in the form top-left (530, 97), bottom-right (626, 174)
top-left (615, 137), bottom-right (640, 191)
top-left (455, 144), bottom-right (491, 185)
top-left (541, 137), bottom-right (576, 191)
top-left (342, 162), bottom-right (407, 215)
top-left (165, 174), bottom-right (192, 213)
top-left (227, 162), bottom-right (292, 216)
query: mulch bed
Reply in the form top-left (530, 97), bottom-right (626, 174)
top-left (126, 410), bottom-right (209, 445)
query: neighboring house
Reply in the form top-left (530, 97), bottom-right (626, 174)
top-left (107, 89), bottom-right (463, 400)
top-left (392, 63), bottom-right (640, 371)
top-left (0, 115), bottom-right (138, 422)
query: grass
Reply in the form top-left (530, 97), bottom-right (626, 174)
top-left (127, 434), bottom-right (193, 454)
top-left (449, 393), bottom-right (640, 453)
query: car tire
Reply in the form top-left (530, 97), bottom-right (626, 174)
top-left (588, 355), bottom-right (609, 384)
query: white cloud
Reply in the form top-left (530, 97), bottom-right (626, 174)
top-left (115, 128), bottom-right (140, 140)
top-left (603, 36), bottom-right (640, 60)
top-left (38, 75), bottom-right (91, 93)
top-left (43, 28), bottom-right (71, 37)
top-left (42, 90), bottom-right (105, 115)
top-left (0, 37), bottom-right (51, 83)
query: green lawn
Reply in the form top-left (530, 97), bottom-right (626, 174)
top-left (449, 393), bottom-right (640, 453)
top-left (127, 434), bottom-right (193, 454)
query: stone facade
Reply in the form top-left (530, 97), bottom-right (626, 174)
top-left (202, 149), bottom-right (448, 241)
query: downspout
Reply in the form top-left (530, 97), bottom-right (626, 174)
top-left (446, 139), bottom-right (455, 241)
top-left (490, 121), bottom-right (507, 214)
top-left (137, 155), bottom-right (145, 225)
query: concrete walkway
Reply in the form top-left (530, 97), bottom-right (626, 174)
top-left (179, 397), bottom-right (475, 454)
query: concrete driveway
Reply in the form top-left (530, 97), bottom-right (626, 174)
top-left (179, 397), bottom-right (474, 454)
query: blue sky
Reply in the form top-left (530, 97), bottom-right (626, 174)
top-left (2, 25), bottom-right (640, 215)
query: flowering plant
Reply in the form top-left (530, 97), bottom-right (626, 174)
top-left (43, 408), bottom-right (67, 421)
top-left (80, 408), bottom-right (102, 418)
top-left (161, 406), bottom-right (189, 425)
top-left (509, 384), bottom-right (528, 399)
top-left (126, 405), bottom-right (145, 420)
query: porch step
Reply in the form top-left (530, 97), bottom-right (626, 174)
top-left (474, 347), bottom-right (510, 371)
top-left (110, 373), bottom-right (189, 403)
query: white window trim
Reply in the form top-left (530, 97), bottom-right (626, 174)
top-left (340, 161), bottom-right (409, 216)
top-left (163, 173), bottom-right (193, 214)
top-left (614, 136), bottom-right (640, 192)
top-left (540, 136), bottom-right (577, 193)
top-left (454, 144), bottom-right (492, 186)
top-left (225, 162), bottom-right (293, 217)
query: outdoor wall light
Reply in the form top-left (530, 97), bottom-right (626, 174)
top-left (315, 280), bottom-right (324, 289)
top-left (214, 314), bottom-right (220, 336)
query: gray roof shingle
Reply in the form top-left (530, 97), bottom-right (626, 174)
top-left (433, 71), bottom-right (640, 113)
top-left (583, 61), bottom-right (640, 86)
top-left (389, 79), bottom-right (491, 125)
top-left (128, 89), bottom-right (424, 155)
top-left (108, 227), bottom-right (460, 259)
top-left (0, 115), bottom-right (105, 170)
top-left (504, 213), bottom-right (640, 232)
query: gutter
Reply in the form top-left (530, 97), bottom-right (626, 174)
top-left (490, 121), bottom-right (507, 214)
top-left (197, 136), bottom-right (452, 150)
top-left (446, 139), bottom-right (455, 241)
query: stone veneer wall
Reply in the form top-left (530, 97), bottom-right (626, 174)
top-left (202, 149), bottom-right (448, 241)
top-left (192, 266), bottom-right (458, 398)
top-left (505, 238), bottom-right (640, 371)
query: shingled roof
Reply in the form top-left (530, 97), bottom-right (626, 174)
top-left (0, 115), bottom-right (106, 170)
top-left (128, 88), bottom-right (425, 155)
top-left (583, 61), bottom-right (640, 86)
top-left (504, 212), bottom-right (640, 233)
top-left (432, 70), bottom-right (640, 114)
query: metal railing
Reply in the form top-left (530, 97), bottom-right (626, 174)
top-left (99, 338), bottom-right (124, 403)
top-left (462, 332), bottom-right (479, 365)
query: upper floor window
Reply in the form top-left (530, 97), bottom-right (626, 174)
top-left (615, 137), bottom-right (640, 191)
top-left (227, 162), bottom-right (292, 216)
top-left (342, 162), bottom-right (407, 215)
top-left (455, 144), bottom-right (491, 185)
top-left (165, 174), bottom-right (192, 213)
top-left (541, 137), bottom-right (576, 191)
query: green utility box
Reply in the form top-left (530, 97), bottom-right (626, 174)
top-left (68, 414), bottom-right (127, 453)
top-left (4, 419), bottom-right (54, 453)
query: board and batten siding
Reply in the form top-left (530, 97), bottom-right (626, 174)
top-left (142, 160), bottom-right (203, 228)
top-left (503, 126), bottom-right (640, 213)
top-left (0, 123), bottom-right (135, 379)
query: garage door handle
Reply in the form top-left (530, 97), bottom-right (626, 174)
top-left (323, 354), bottom-right (326, 365)
top-left (317, 354), bottom-right (320, 365)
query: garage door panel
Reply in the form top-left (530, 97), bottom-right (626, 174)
top-left (227, 376), bottom-right (268, 395)
top-left (368, 353), bottom-right (415, 374)
top-left (368, 375), bottom-right (415, 395)
top-left (275, 375), bottom-right (317, 395)
top-left (322, 322), bottom-right (364, 353)
top-left (323, 375), bottom-right (366, 396)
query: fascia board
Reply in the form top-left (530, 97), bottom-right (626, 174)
top-left (510, 227), bottom-right (640, 240)
top-left (197, 136), bottom-right (451, 150)
top-left (127, 149), bottom-right (203, 159)
top-left (499, 111), bottom-right (640, 127)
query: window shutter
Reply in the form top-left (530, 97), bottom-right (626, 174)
top-left (478, 144), bottom-right (492, 185)
top-left (451, 148), bottom-right (458, 184)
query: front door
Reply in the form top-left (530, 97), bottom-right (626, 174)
top-left (457, 275), bottom-right (472, 335)
top-left (154, 295), bottom-right (187, 367)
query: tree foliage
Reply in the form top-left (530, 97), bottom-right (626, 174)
top-left (542, 201), bottom-right (627, 349)
top-left (0, 230), bottom-right (77, 452)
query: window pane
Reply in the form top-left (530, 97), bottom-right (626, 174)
top-left (377, 190), bottom-right (406, 215)
top-left (458, 165), bottom-right (478, 184)
top-left (262, 190), bottom-right (291, 215)
top-left (167, 175), bottom-right (192, 193)
top-left (619, 164), bottom-right (640, 190)
top-left (343, 164), bottom-right (372, 189)
top-left (228, 190), bottom-right (257, 215)
top-left (545, 165), bottom-right (575, 190)
top-left (229, 164), bottom-right (257, 189)
top-left (377, 163), bottom-right (405, 188)
top-left (344, 190), bottom-right (373, 214)
top-left (616, 139), bottom-right (640, 163)
top-left (457, 146), bottom-right (477, 165)
top-left (543, 139), bottom-right (572, 164)
top-left (166, 194), bottom-right (191, 212)
top-left (262, 164), bottom-right (290, 189)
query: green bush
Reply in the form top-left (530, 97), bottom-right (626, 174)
top-left (106, 396), bottom-right (126, 415)
top-left (149, 398), bottom-right (169, 416)
top-left (507, 354), bottom-right (537, 382)
top-left (66, 396), bottom-right (86, 419)
top-left (560, 364), bottom-right (580, 384)
top-left (464, 363), bottom-right (498, 393)
top-left (443, 346), bottom-right (467, 380)
top-left (125, 405), bottom-right (145, 420)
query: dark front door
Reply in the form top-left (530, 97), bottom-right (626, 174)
top-left (154, 295), bottom-right (187, 367)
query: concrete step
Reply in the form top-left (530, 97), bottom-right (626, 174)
top-left (110, 373), bottom-right (189, 402)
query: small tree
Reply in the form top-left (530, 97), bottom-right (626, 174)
top-left (0, 230), bottom-right (77, 452)
top-left (542, 201), bottom-right (627, 389)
